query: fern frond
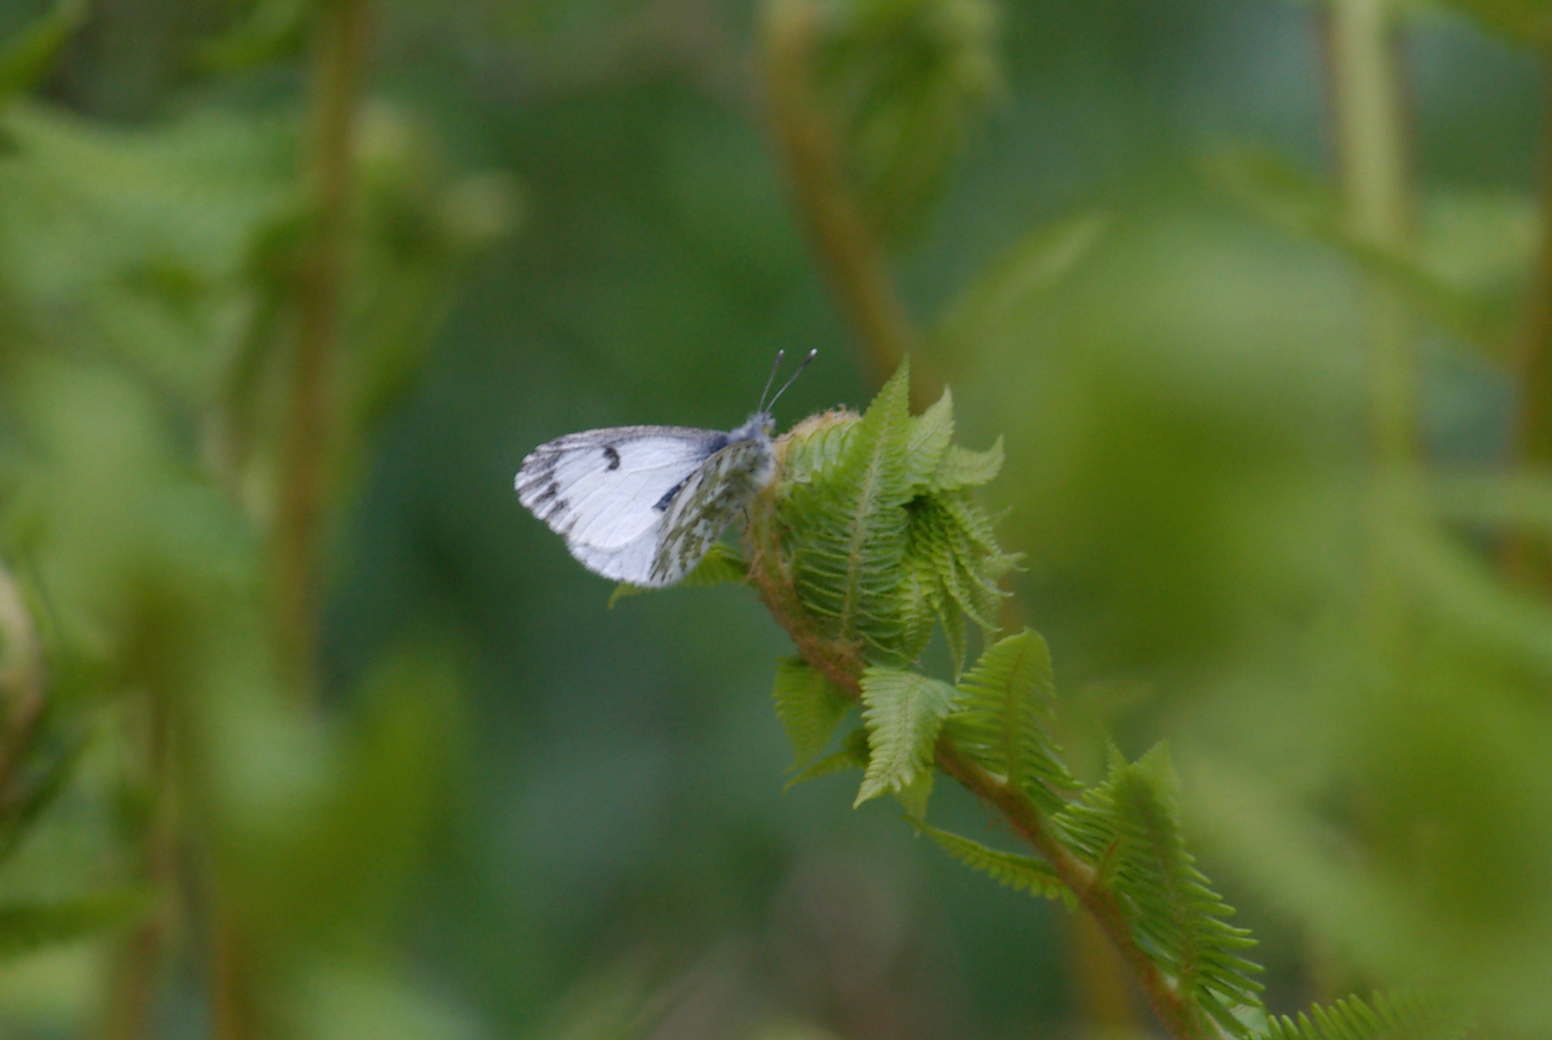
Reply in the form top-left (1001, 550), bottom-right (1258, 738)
top-left (1261, 991), bottom-right (1470, 1040)
top-left (944, 630), bottom-right (1078, 811)
top-left (772, 656), bottom-right (852, 768)
top-left (855, 666), bottom-right (959, 805)
top-left (912, 820), bottom-right (1074, 907)
top-left (1056, 745), bottom-right (1264, 1032)
top-left (782, 362), bottom-right (916, 663)
top-left (784, 726), bottom-right (870, 790)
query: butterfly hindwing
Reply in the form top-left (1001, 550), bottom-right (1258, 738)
top-left (647, 437), bottom-right (775, 586)
top-left (516, 426), bottom-right (726, 551)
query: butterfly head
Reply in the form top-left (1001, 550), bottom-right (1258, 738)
top-left (741, 348), bottom-right (816, 443)
top-left (728, 411), bottom-right (776, 444)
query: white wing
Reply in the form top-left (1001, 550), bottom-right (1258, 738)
top-left (515, 424), bottom-right (724, 561)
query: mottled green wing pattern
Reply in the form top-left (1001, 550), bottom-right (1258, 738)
top-left (650, 438), bottom-right (774, 585)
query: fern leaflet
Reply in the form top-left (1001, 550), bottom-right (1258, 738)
top-left (856, 666), bottom-right (959, 805)
top-left (913, 821), bottom-right (1074, 907)
top-left (1261, 991), bottom-right (1470, 1040)
top-left (772, 656), bottom-right (852, 768)
top-left (944, 630), bottom-right (1078, 811)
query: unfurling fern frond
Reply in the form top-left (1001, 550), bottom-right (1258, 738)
top-left (912, 820), bottom-right (1074, 908)
top-left (780, 361), bottom-right (916, 663)
top-left (1056, 746), bottom-right (1264, 1036)
top-left (944, 630), bottom-right (1077, 811)
top-left (855, 666), bottom-right (959, 805)
top-left (772, 656), bottom-right (852, 768)
top-left (1261, 990), bottom-right (1470, 1040)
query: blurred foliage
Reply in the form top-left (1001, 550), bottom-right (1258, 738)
top-left (0, 0), bottom-right (1547, 1037)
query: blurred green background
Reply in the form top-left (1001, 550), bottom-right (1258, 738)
top-left (0, 0), bottom-right (1549, 1037)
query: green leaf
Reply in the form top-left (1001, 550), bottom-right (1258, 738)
top-left (0, 889), bottom-right (149, 960)
top-left (1056, 745), bottom-right (1264, 1032)
top-left (772, 656), bottom-right (852, 768)
top-left (0, 0), bottom-right (85, 99)
top-left (944, 629), bottom-right (1077, 810)
top-left (911, 820), bottom-right (1073, 907)
top-left (785, 726), bottom-right (870, 790)
top-left (905, 386), bottom-right (955, 489)
top-left (1261, 990), bottom-right (1471, 1040)
top-left (783, 360), bottom-right (916, 662)
top-left (609, 543), bottom-right (746, 606)
top-left (855, 666), bottom-right (958, 805)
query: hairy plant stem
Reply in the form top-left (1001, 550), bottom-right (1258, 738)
top-left (1506, 65), bottom-right (1552, 585)
top-left (272, 0), bottom-right (370, 701)
top-left (761, 0), bottom-right (923, 399)
top-left (744, 510), bottom-right (1215, 1040)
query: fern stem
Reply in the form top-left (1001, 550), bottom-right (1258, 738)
top-left (272, 0), bottom-right (371, 701)
top-left (761, 0), bottom-right (922, 396)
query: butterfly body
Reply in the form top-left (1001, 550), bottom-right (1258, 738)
top-left (516, 411), bottom-right (776, 587)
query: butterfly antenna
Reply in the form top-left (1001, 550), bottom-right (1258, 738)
top-left (757, 349), bottom-right (786, 413)
top-left (766, 349), bottom-right (817, 411)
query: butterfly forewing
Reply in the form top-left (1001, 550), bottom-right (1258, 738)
top-left (516, 426), bottom-right (725, 550)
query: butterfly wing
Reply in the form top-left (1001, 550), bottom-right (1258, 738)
top-left (516, 425), bottom-right (729, 584)
top-left (643, 436), bottom-right (774, 586)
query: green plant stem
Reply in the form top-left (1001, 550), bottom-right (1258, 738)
top-left (745, 533), bottom-right (1214, 1040)
top-left (1322, 0), bottom-right (1417, 656)
top-left (761, 0), bottom-right (922, 397)
top-left (1507, 64), bottom-right (1552, 585)
top-left (272, 0), bottom-right (370, 700)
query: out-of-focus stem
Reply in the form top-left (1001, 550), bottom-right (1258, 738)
top-left (272, 0), bottom-right (370, 700)
top-left (761, 0), bottom-right (922, 398)
top-left (1507, 68), bottom-right (1552, 585)
top-left (0, 562), bottom-right (44, 805)
top-left (99, 696), bottom-right (176, 1040)
top-left (1323, 0), bottom-right (1417, 652)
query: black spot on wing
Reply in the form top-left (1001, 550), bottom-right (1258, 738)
top-left (654, 477), bottom-right (689, 512)
top-left (603, 445), bottom-right (621, 471)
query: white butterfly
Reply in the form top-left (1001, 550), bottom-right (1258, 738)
top-left (515, 350), bottom-right (816, 588)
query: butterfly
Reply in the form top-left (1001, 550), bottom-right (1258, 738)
top-left (515, 350), bottom-right (816, 588)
